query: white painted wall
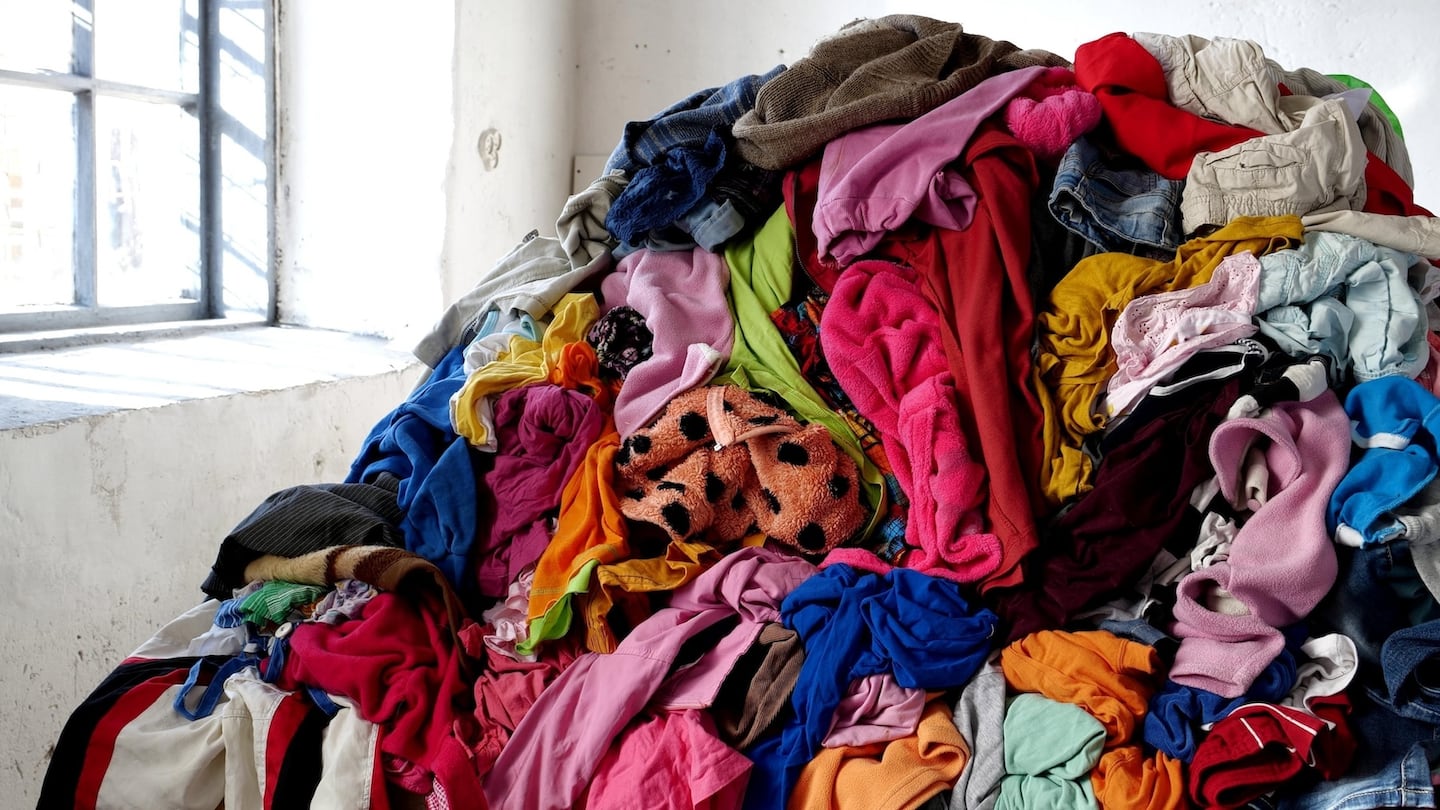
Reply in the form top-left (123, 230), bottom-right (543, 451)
top-left (574, 0), bottom-right (1440, 211)
top-left (0, 364), bottom-right (421, 806)
top-left (443, 0), bottom-right (579, 310)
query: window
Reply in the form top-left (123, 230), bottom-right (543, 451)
top-left (0, 0), bottom-right (271, 336)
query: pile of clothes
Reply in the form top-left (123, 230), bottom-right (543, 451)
top-left (42, 15), bottom-right (1440, 810)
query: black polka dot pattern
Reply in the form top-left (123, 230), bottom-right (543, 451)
top-left (679, 411), bottom-right (709, 441)
top-left (776, 441), bottom-right (810, 466)
top-left (796, 522), bottom-right (827, 552)
top-left (661, 502), bottom-right (692, 537)
top-left (613, 385), bottom-right (867, 556)
top-left (705, 472), bottom-right (726, 503)
top-left (762, 488), bottom-right (782, 514)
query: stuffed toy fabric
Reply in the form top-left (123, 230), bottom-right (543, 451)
top-left (615, 384), bottom-right (867, 553)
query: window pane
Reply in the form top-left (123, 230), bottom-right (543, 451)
top-left (218, 0), bottom-right (268, 315)
top-left (94, 0), bottom-right (198, 92)
top-left (95, 97), bottom-right (199, 306)
top-left (0, 3), bottom-right (73, 74)
top-left (0, 86), bottom-right (76, 310)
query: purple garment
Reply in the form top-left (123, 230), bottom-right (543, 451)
top-left (823, 673), bottom-right (926, 748)
top-left (474, 384), bottom-right (603, 598)
top-left (483, 547), bottom-right (816, 810)
top-left (601, 247), bottom-right (735, 436)
top-left (1169, 392), bottom-right (1351, 697)
top-left (813, 65), bottom-right (1047, 266)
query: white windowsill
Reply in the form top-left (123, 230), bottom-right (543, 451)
top-left (0, 324), bottom-right (422, 432)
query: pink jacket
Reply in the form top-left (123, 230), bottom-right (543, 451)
top-left (813, 65), bottom-right (1046, 266)
top-left (820, 260), bottom-right (1001, 582)
top-left (1169, 392), bottom-right (1351, 697)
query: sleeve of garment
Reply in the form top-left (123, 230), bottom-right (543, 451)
top-left (484, 549), bottom-right (814, 810)
top-left (602, 247), bottom-right (735, 437)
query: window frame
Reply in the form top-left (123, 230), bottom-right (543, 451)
top-left (0, 0), bottom-right (273, 336)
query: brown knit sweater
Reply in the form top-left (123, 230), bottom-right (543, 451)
top-left (732, 15), bottom-right (1069, 170)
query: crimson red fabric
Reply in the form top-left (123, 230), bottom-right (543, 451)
top-left (279, 592), bottom-right (487, 810)
top-left (1365, 152), bottom-right (1435, 217)
top-left (1187, 699), bottom-right (1354, 809)
top-left (1073, 32), bottom-right (1263, 180)
top-left (869, 124), bottom-right (1047, 592)
top-left (782, 157), bottom-right (845, 293)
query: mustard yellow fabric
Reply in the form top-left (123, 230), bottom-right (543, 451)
top-left (452, 293), bottom-right (600, 447)
top-left (1033, 216), bottom-right (1302, 507)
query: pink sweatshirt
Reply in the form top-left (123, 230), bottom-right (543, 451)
top-left (601, 247), bottom-right (735, 436)
top-left (820, 260), bottom-right (1001, 582)
top-left (813, 65), bottom-right (1047, 266)
top-left (483, 548), bottom-right (814, 810)
top-left (1169, 392), bottom-right (1351, 697)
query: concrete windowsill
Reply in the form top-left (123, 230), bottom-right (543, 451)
top-left (0, 325), bottom-right (422, 432)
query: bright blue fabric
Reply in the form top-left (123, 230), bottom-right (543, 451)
top-left (742, 565), bottom-right (998, 809)
top-left (346, 345), bottom-right (485, 590)
top-left (1329, 376), bottom-right (1440, 542)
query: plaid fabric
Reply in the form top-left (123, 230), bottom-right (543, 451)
top-left (604, 65), bottom-right (785, 175)
top-left (771, 290), bottom-right (913, 564)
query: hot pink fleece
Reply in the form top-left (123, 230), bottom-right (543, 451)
top-left (820, 260), bottom-right (1001, 582)
top-left (601, 247), bottom-right (735, 436)
top-left (1002, 67), bottom-right (1103, 161)
top-left (1169, 391), bottom-right (1351, 697)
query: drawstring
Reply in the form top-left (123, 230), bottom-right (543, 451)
top-left (706, 387), bottom-right (793, 450)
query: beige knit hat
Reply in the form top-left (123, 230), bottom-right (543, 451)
top-left (732, 14), bottom-right (1069, 170)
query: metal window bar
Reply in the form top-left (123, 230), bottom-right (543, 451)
top-left (0, 0), bottom-right (222, 334)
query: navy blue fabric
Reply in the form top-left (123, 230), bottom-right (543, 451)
top-left (1144, 642), bottom-right (1299, 762)
top-left (742, 565), bottom-right (998, 809)
top-left (1317, 542), bottom-right (1440, 669)
top-left (608, 129), bottom-right (729, 244)
top-left (1383, 618), bottom-right (1440, 725)
top-left (604, 66), bottom-right (784, 245)
top-left (347, 345), bottom-right (488, 590)
top-left (1274, 688), bottom-right (1440, 809)
top-left (604, 66), bottom-right (783, 176)
top-left (1048, 134), bottom-right (1183, 256)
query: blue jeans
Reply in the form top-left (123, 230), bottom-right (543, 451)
top-left (1048, 135), bottom-right (1184, 256)
top-left (1272, 689), bottom-right (1438, 809)
top-left (1317, 543), bottom-right (1440, 669)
